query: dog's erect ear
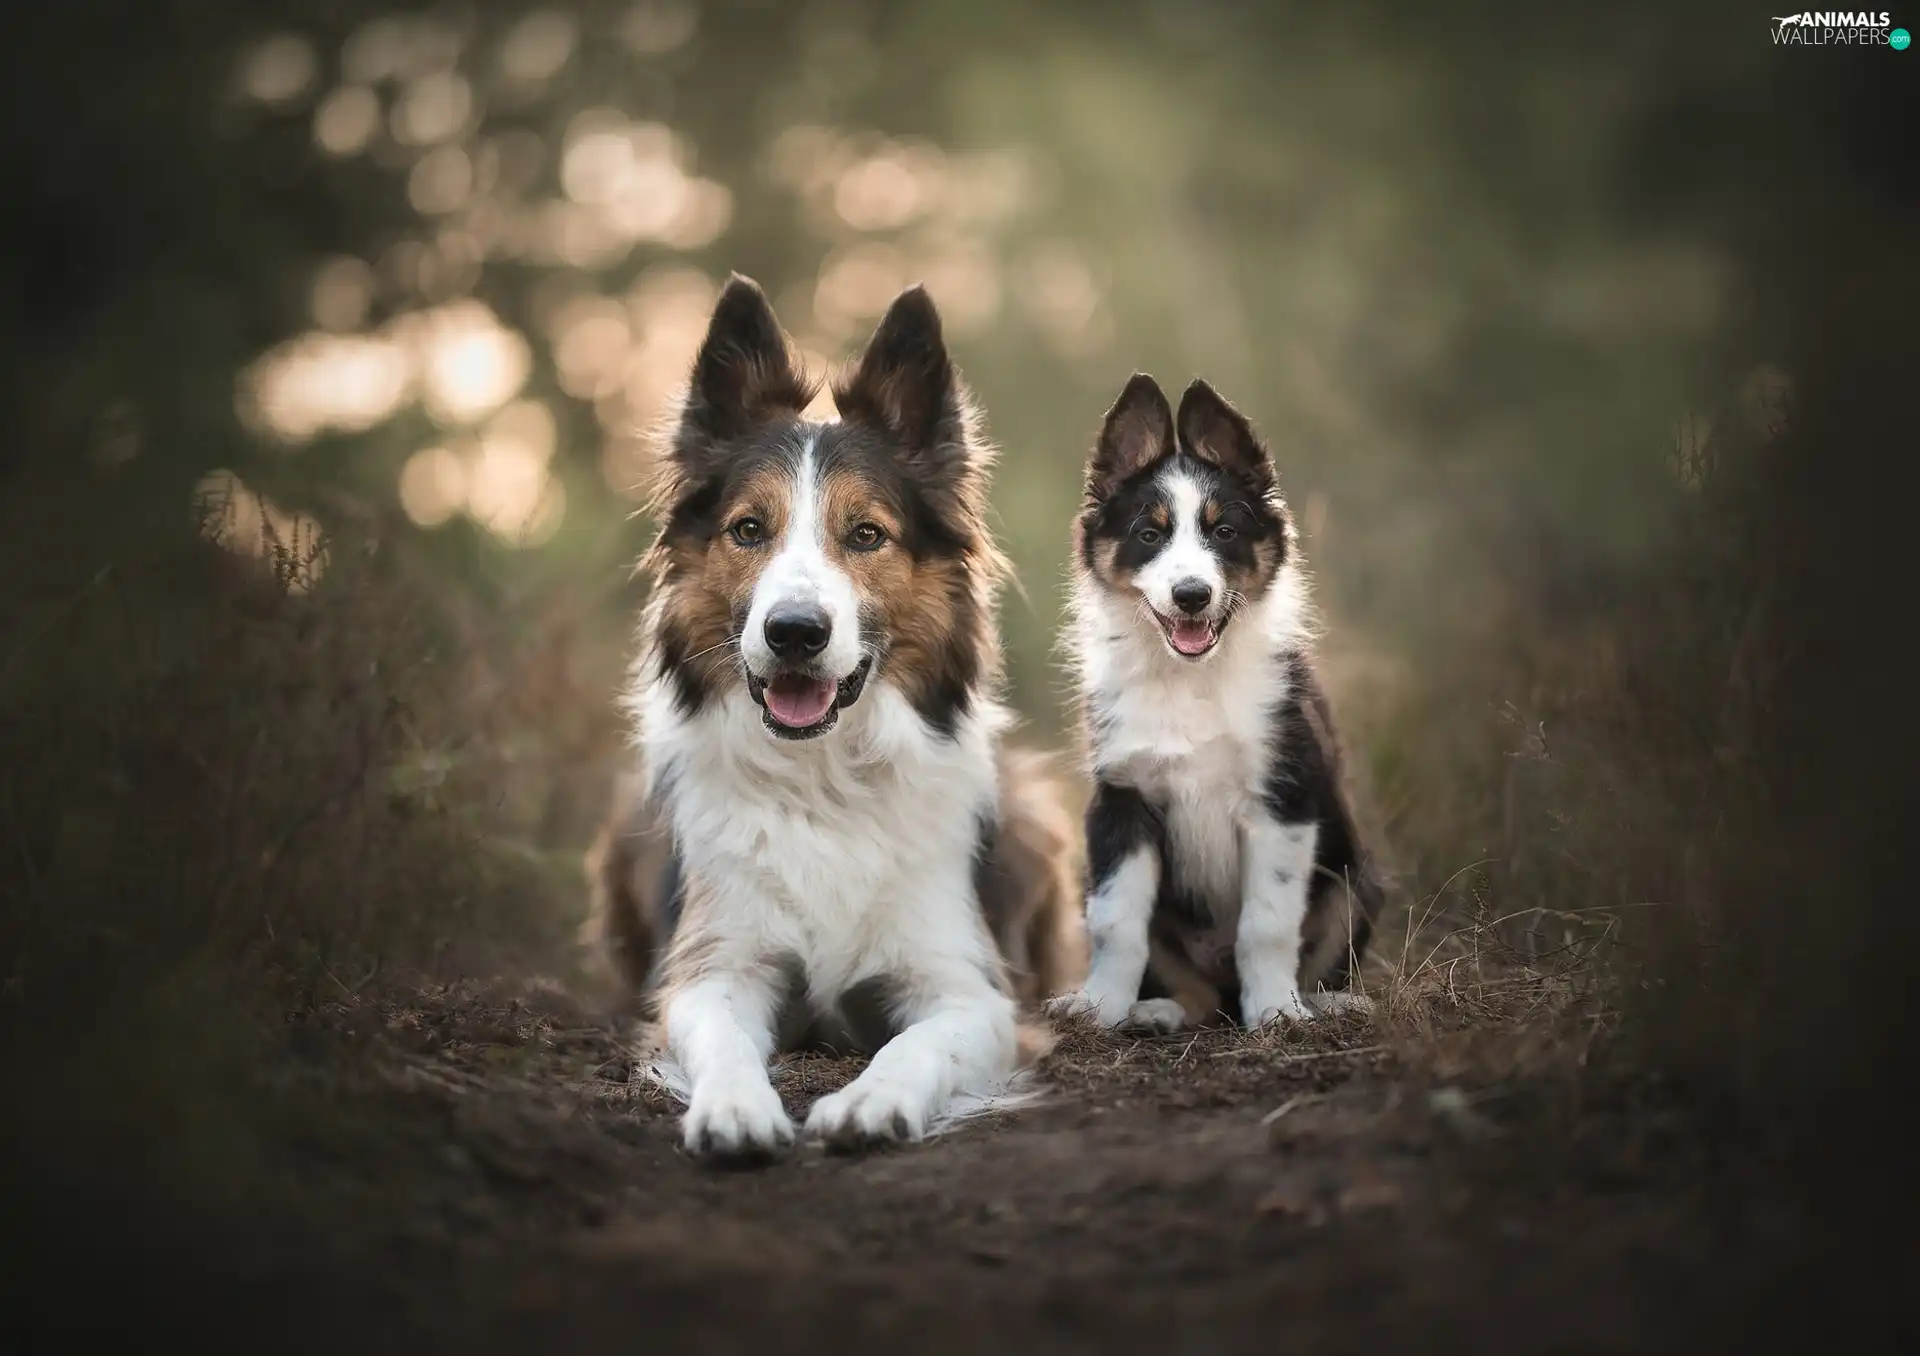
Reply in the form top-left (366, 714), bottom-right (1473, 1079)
top-left (1086, 374), bottom-right (1175, 502)
top-left (682, 274), bottom-right (813, 444)
top-left (1176, 379), bottom-right (1275, 494)
top-left (835, 286), bottom-right (969, 466)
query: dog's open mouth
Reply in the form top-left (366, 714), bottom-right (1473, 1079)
top-left (747, 656), bottom-right (873, 739)
top-left (1155, 613), bottom-right (1223, 658)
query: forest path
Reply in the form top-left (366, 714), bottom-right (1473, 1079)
top-left (127, 987), bottom-right (1806, 1355)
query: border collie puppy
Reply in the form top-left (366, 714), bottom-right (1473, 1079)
top-left (1049, 375), bottom-right (1381, 1034)
top-left (589, 276), bottom-right (1081, 1159)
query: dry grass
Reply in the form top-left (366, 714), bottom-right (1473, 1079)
top-left (0, 524), bottom-right (619, 1023)
top-left (4, 323), bottom-right (1903, 1355)
top-left (0, 472), bottom-right (1722, 1206)
top-left (0, 498), bottom-right (633, 1236)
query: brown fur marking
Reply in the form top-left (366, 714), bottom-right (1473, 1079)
top-left (980, 745), bottom-right (1087, 1007)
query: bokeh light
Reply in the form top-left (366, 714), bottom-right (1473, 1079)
top-left (343, 14), bottom-right (462, 84)
top-left (813, 242), bottom-right (910, 340)
top-left (621, 0), bottom-right (699, 55)
top-left (240, 332), bottom-right (413, 443)
top-left (193, 469), bottom-right (328, 590)
top-left (834, 147), bottom-right (935, 232)
top-left (412, 301), bottom-right (533, 425)
top-left (341, 19), bottom-right (407, 84)
top-left (310, 257), bottom-right (378, 332)
top-left (499, 11), bottom-right (578, 85)
top-left (240, 34), bottom-right (318, 106)
top-left (314, 86), bottom-right (384, 156)
top-left (408, 146), bottom-right (474, 215)
top-left (467, 433), bottom-right (564, 546)
top-left (391, 71), bottom-right (473, 146)
top-left (487, 398), bottom-right (559, 463)
top-left (398, 445), bottom-right (469, 527)
top-left (228, 16), bottom-right (1080, 549)
top-left (551, 296), bottom-right (630, 400)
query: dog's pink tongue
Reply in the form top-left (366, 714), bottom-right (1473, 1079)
top-left (765, 674), bottom-right (836, 728)
top-left (1171, 620), bottom-right (1215, 655)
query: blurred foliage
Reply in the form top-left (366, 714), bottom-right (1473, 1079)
top-left (0, 518), bottom-right (596, 1020)
top-left (0, 3), bottom-right (1814, 859)
top-left (1, 0), bottom-right (1915, 1112)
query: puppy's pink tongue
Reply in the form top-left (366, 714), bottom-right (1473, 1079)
top-left (765, 674), bottom-right (836, 728)
top-left (1171, 620), bottom-right (1216, 655)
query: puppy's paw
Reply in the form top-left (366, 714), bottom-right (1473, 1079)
top-left (804, 1077), bottom-right (929, 1151)
top-left (1045, 988), bottom-right (1130, 1029)
top-left (1244, 986), bottom-right (1318, 1028)
top-left (682, 1076), bottom-right (794, 1161)
top-left (1311, 990), bottom-right (1375, 1018)
top-left (1121, 997), bottom-right (1189, 1034)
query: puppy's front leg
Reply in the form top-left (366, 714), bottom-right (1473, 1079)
top-left (1047, 781), bottom-right (1161, 1027)
top-left (1237, 816), bottom-right (1319, 1026)
top-left (806, 961), bottom-right (1016, 1150)
top-left (662, 960), bottom-right (794, 1159)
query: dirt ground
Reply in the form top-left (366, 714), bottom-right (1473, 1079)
top-left (5, 983), bottom-right (1894, 1355)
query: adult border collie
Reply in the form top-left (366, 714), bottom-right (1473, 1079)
top-left (589, 276), bottom-right (1081, 1158)
top-left (1048, 374), bottom-right (1380, 1033)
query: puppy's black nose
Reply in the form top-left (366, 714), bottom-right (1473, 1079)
top-left (764, 605), bottom-right (831, 659)
top-left (1171, 579), bottom-right (1213, 616)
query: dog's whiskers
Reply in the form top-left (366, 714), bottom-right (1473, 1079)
top-left (683, 636), bottom-right (741, 665)
top-left (693, 640), bottom-right (745, 681)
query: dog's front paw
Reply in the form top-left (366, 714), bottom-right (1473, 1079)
top-left (1243, 985), bottom-right (1318, 1028)
top-left (1045, 988), bottom-right (1130, 1028)
top-left (1121, 998), bottom-right (1189, 1034)
top-left (1311, 990), bottom-right (1375, 1018)
top-left (805, 1077), bottom-right (929, 1151)
top-left (682, 1076), bottom-right (795, 1161)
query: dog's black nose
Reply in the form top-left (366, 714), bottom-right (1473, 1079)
top-left (764, 605), bottom-right (831, 659)
top-left (1171, 579), bottom-right (1213, 616)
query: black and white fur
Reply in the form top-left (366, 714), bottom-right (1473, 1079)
top-left (1049, 375), bottom-right (1380, 1033)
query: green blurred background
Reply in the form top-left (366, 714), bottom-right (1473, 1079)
top-left (1, 0), bottom-right (1912, 982)
top-left (4, 3), bottom-right (1919, 1334)
top-left (0, 0), bottom-right (1790, 676)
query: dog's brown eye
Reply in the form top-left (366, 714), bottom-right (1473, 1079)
top-left (1136, 526), bottom-right (1162, 545)
top-left (729, 517), bottom-right (765, 546)
top-left (1211, 523), bottom-right (1238, 543)
top-left (847, 522), bottom-right (887, 552)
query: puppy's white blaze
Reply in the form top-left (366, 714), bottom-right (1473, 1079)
top-left (1237, 819), bottom-right (1319, 1024)
top-left (741, 432), bottom-right (865, 682)
top-left (1135, 468), bottom-right (1223, 621)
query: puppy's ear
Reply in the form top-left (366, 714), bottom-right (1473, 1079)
top-left (835, 286), bottom-right (973, 474)
top-left (1086, 374), bottom-right (1174, 502)
top-left (1175, 379), bottom-right (1274, 495)
top-left (682, 274), bottom-right (813, 446)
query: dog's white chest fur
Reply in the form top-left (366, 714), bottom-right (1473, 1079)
top-left (1075, 590), bottom-right (1297, 913)
top-left (637, 678), bottom-right (1002, 993)
top-left (637, 673), bottom-right (1024, 1156)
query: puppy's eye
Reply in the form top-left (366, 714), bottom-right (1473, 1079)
top-left (1136, 526), bottom-right (1163, 545)
top-left (1211, 523), bottom-right (1238, 543)
top-left (847, 522), bottom-right (888, 551)
top-left (729, 517), bottom-right (765, 547)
